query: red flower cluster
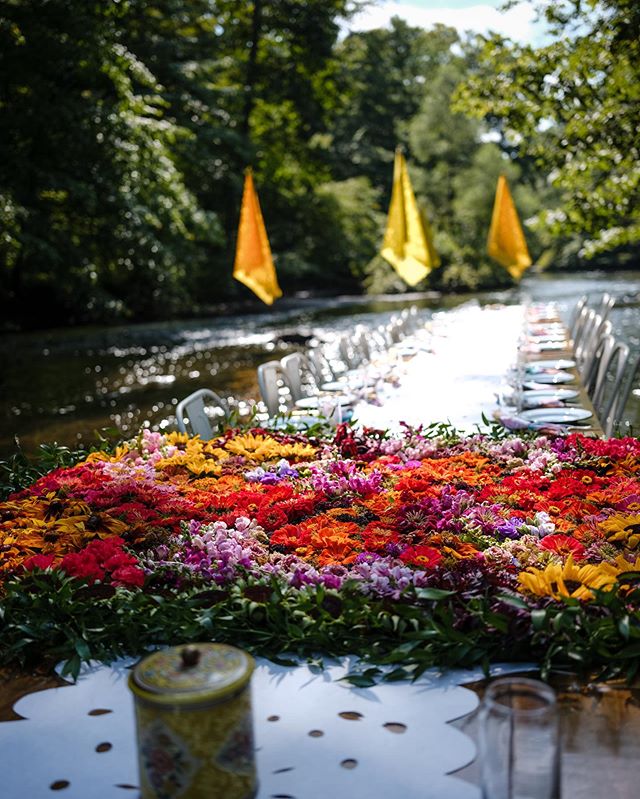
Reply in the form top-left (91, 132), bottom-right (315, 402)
top-left (23, 537), bottom-right (145, 588)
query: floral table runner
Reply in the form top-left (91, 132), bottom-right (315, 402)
top-left (1, 422), bottom-right (639, 682)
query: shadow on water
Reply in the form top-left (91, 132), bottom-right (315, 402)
top-left (1, 271), bottom-right (639, 458)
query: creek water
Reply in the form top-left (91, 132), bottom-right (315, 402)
top-left (1, 270), bottom-right (639, 458)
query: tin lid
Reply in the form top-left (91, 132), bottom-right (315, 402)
top-left (129, 643), bottom-right (254, 705)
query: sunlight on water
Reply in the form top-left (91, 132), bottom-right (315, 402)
top-left (1, 271), bottom-right (639, 457)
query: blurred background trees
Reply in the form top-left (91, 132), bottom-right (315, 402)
top-left (0, 0), bottom-right (637, 328)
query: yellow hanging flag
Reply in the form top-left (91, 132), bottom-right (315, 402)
top-left (487, 174), bottom-right (532, 280)
top-left (380, 149), bottom-right (440, 287)
top-left (233, 169), bottom-right (282, 305)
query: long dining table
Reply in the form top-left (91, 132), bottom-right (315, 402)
top-left (1, 301), bottom-right (637, 799)
top-left (350, 300), bottom-right (602, 438)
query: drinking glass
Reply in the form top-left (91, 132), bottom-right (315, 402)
top-left (478, 677), bottom-right (560, 799)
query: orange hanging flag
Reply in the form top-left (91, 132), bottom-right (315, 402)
top-left (233, 169), bottom-right (282, 305)
top-left (487, 174), bottom-right (532, 280)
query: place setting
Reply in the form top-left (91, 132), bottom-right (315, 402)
top-left (495, 352), bottom-right (595, 433)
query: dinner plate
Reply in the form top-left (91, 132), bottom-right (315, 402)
top-left (526, 359), bottom-right (576, 371)
top-left (527, 333), bottom-right (568, 343)
top-left (532, 341), bottom-right (566, 351)
top-left (523, 371), bottom-right (574, 386)
top-left (528, 323), bottom-right (565, 333)
top-left (521, 388), bottom-right (580, 403)
top-left (520, 408), bottom-right (593, 423)
top-left (320, 381), bottom-right (348, 392)
top-left (294, 396), bottom-right (321, 409)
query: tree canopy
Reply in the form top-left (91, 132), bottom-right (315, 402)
top-left (454, 0), bottom-right (640, 260)
top-left (0, 0), bottom-right (637, 329)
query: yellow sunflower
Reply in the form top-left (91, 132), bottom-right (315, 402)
top-left (155, 437), bottom-right (210, 471)
top-left (518, 555), bottom-right (618, 601)
top-left (221, 433), bottom-right (316, 463)
top-left (598, 512), bottom-right (640, 549)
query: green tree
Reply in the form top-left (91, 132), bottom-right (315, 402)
top-left (454, 0), bottom-right (640, 259)
top-left (330, 20), bottom-right (459, 191)
top-left (0, 0), bottom-right (220, 326)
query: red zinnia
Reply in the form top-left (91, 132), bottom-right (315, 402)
top-left (539, 534), bottom-right (586, 560)
top-left (399, 545), bottom-right (443, 569)
top-left (256, 506), bottom-right (289, 532)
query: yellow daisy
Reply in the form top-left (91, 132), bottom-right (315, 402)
top-left (518, 555), bottom-right (618, 601)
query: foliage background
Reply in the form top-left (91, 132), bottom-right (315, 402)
top-left (0, 0), bottom-right (638, 329)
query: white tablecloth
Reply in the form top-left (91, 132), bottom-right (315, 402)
top-left (354, 303), bottom-right (523, 432)
top-left (0, 658), bottom-right (532, 799)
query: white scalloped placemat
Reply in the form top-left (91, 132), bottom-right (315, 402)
top-left (0, 657), bottom-right (532, 799)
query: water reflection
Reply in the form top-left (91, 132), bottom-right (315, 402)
top-left (1, 272), bottom-right (639, 457)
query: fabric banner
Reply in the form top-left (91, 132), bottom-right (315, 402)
top-left (487, 174), bottom-right (532, 280)
top-left (233, 170), bottom-right (282, 305)
top-left (380, 149), bottom-right (440, 287)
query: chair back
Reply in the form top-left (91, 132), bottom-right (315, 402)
top-left (307, 347), bottom-right (333, 384)
top-left (569, 295), bottom-right (588, 339)
top-left (257, 360), bottom-right (293, 417)
top-left (281, 352), bottom-right (317, 401)
top-left (584, 334), bottom-right (615, 397)
top-left (338, 335), bottom-right (361, 369)
top-left (597, 292), bottom-right (615, 324)
top-left (580, 317), bottom-right (612, 376)
top-left (176, 388), bottom-right (228, 440)
top-left (571, 303), bottom-right (591, 349)
top-left (354, 327), bottom-right (371, 362)
top-left (603, 349), bottom-right (639, 437)
top-left (388, 316), bottom-right (404, 343)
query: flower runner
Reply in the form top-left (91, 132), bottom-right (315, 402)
top-left (2, 424), bottom-right (640, 681)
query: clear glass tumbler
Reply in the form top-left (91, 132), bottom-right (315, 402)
top-left (478, 677), bottom-right (560, 799)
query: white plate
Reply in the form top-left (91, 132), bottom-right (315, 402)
top-left (321, 381), bottom-right (348, 391)
top-left (526, 359), bottom-right (576, 371)
top-left (533, 341), bottom-right (566, 351)
top-left (528, 323), bottom-right (565, 333)
top-left (294, 396), bottom-right (321, 409)
top-left (527, 334), bottom-right (568, 344)
top-left (522, 388), bottom-right (580, 402)
top-left (520, 408), bottom-right (592, 423)
top-left (523, 372), bottom-right (575, 386)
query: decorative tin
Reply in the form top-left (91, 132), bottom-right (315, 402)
top-left (129, 643), bottom-right (257, 799)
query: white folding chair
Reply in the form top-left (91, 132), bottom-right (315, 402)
top-left (596, 292), bottom-right (615, 324)
top-left (257, 360), bottom-right (293, 417)
top-left (176, 388), bottom-right (228, 440)
top-left (281, 352), bottom-right (318, 402)
top-left (579, 318), bottom-right (612, 377)
top-left (584, 334), bottom-right (616, 398)
top-left (307, 347), bottom-right (334, 385)
top-left (584, 334), bottom-right (629, 418)
top-left (387, 316), bottom-right (404, 343)
top-left (338, 335), bottom-right (362, 370)
top-left (569, 295), bottom-right (588, 341)
top-left (353, 327), bottom-right (372, 362)
top-left (603, 350), bottom-right (640, 437)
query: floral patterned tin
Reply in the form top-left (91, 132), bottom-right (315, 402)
top-left (129, 643), bottom-right (257, 799)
